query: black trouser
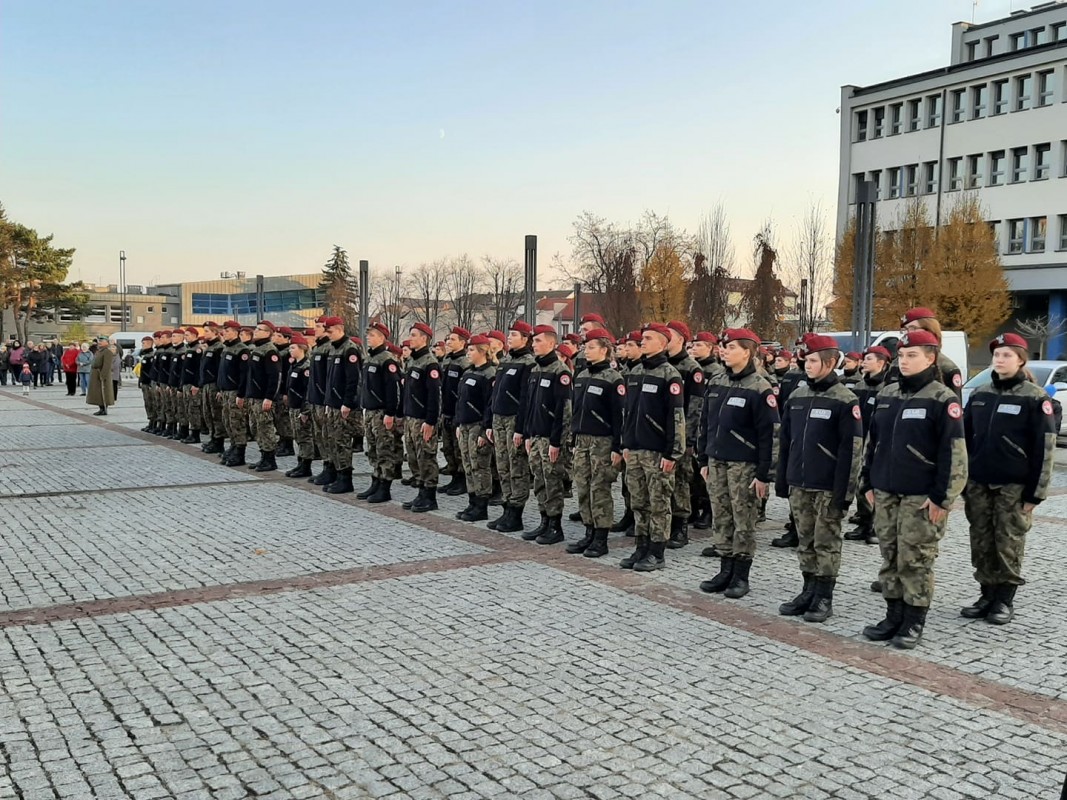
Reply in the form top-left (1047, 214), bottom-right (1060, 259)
top-left (32, 369), bottom-right (40, 387)
top-left (112, 379), bottom-right (119, 398)
top-left (8, 365), bottom-right (19, 384)
top-left (65, 371), bottom-right (77, 395)
top-left (0, 368), bottom-right (6, 385)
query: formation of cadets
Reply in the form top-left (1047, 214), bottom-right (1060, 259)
top-left (134, 307), bottom-right (1055, 650)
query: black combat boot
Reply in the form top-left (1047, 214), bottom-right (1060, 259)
top-left (466, 496), bottom-right (489, 522)
top-left (723, 557), bottom-right (752, 599)
top-left (312, 463), bottom-right (337, 487)
top-left (870, 580), bottom-right (883, 593)
top-left (535, 515), bottom-right (565, 545)
top-left (891, 603), bottom-right (927, 649)
top-left (700, 544), bottom-right (720, 558)
top-left (141, 421), bottom-right (153, 433)
top-left (285, 458), bottom-right (313, 479)
top-left (488, 480), bottom-right (503, 506)
top-left (700, 556), bottom-right (735, 593)
top-left (522, 512), bottom-right (550, 541)
top-left (666, 517), bottom-right (689, 549)
top-left (847, 511), bottom-right (862, 525)
top-left (443, 473), bottom-right (467, 497)
top-left (803, 577), bottom-right (835, 623)
top-left (633, 540), bottom-right (666, 572)
top-left (220, 444), bottom-right (233, 463)
top-left (411, 486), bottom-right (438, 512)
top-left (771, 527), bottom-right (798, 548)
top-left (402, 487), bottom-right (424, 510)
top-left (182, 428), bottom-right (201, 444)
top-left (325, 468), bottom-right (354, 494)
top-left (226, 445), bottom-right (246, 467)
top-left (568, 510), bottom-right (583, 522)
top-left (367, 480), bottom-right (393, 504)
top-left (986, 585), bottom-right (1017, 625)
top-left (167, 423), bottom-right (181, 438)
top-left (496, 504), bottom-right (525, 533)
top-left (487, 504), bottom-right (509, 530)
top-left (276, 438), bottom-right (295, 457)
top-left (456, 493), bottom-right (477, 520)
top-left (844, 523), bottom-right (872, 541)
top-left (400, 475), bottom-right (414, 486)
top-left (247, 452), bottom-right (264, 470)
top-left (202, 437), bottom-right (223, 454)
top-left (778, 573), bottom-right (815, 616)
top-left (176, 424), bottom-right (190, 440)
top-left (156, 422), bottom-right (170, 436)
top-left (960, 585), bottom-right (996, 619)
top-left (357, 477), bottom-right (381, 500)
top-left (563, 477), bottom-right (572, 499)
top-left (583, 528), bottom-right (609, 559)
top-left (692, 500), bottom-right (711, 531)
top-left (611, 509), bottom-right (634, 534)
top-left (862, 598), bottom-right (904, 641)
top-left (566, 526), bottom-right (595, 554)
top-left (619, 537), bottom-right (649, 570)
top-left (255, 451), bottom-right (277, 473)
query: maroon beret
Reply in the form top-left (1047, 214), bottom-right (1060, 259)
top-left (368, 321), bottom-right (391, 340)
top-left (450, 326), bottom-right (471, 340)
top-left (509, 320), bottom-right (534, 336)
top-left (411, 322), bottom-right (434, 338)
top-left (844, 351), bottom-right (862, 361)
top-left (721, 328), bottom-right (760, 345)
top-left (898, 330), bottom-right (940, 348)
top-left (864, 346), bottom-right (892, 360)
top-left (350, 336), bottom-right (363, 346)
top-left (642, 322), bottom-right (672, 340)
top-left (901, 307), bottom-right (937, 325)
top-left (468, 334), bottom-right (490, 346)
top-left (989, 332), bottom-right (1028, 352)
top-left (667, 320), bottom-right (691, 341)
top-left (580, 312), bottom-right (605, 325)
top-left (804, 335), bottom-right (839, 355)
top-left (321, 316), bottom-right (344, 328)
top-left (276, 326), bottom-right (293, 337)
top-left (290, 334), bottom-right (309, 347)
top-left (533, 324), bottom-right (557, 336)
top-left (487, 330), bottom-right (506, 344)
top-left (583, 327), bottom-right (614, 343)
top-left (222, 320), bottom-right (241, 330)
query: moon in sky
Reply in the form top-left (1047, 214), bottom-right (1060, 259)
top-left (439, 129), bottom-right (445, 140)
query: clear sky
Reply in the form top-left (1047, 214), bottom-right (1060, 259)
top-left (1, 0), bottom-right (1019, 288)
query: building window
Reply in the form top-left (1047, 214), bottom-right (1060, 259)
top-left (1032, 26), bottom-right (1049, 46)
top-left (1011, 147), bottom-right (1029, 182)
top-left (1037, 70), bottom-right (1054, 106)
top-left (889, 103), bottom-right (903, 135)
top-left (191, 293), bottom-right (231, 315)
top-left (868, 169), bottom-right (882, 199)
top-left (922, 161), bottom-right (938, 194)
top-left (1059, 215), bottom-right (1067, 250)
top-left (887, 167), bottom-right (902, 199)
top-left (1015, 74), bottom-right (1032, 111)
top-left (985, 34), bottom-right (999, 56)
top-left (950, 89), bottom-right (966, 123)
top-left (966, 154), bottom-right (983, 189)
top-left (1063, 141), bottom-right (1067, 176)
top-left (1030, 217), bottom-right (1047, 253)
top-left (907, 98), bottom-right (921, 131)
top-left (989, 150), bottom-right (1006, 186)
top-left (965, 40), bottom-right (979, 61)
top-left (992, 80), bottom-right (1009, 115)
top-left (926, 94), bottom-right (942, 127)
top-left (1008, 219), bottom-right (1025, 253)
top-left (971, 84), bottom-right (988, 119)
top-left (852, 173), bottom-right (864, 202)
top-left (1010, 31), bottom-right (1026, 51)
top-left (1054, 22), bottom-right (1067, 42)
top-left (854, 110), bottom-right (868, 142)
top-left (1035, 143), bottom-right (1052, 180)
top-left (988, 220), bottom-right (1001, 250)
top-left (872, 106), bottom-right (885, 138)
top-left (905, 164), bottom-right (918, 197)
top-left (948, 157), bottom-right (963, 190)
top-left (147, 306), bottom-right (154, 312)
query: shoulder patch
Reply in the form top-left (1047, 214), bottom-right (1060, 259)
top-left (1043, 400), bottom-right (1054, 416)
top-left (947, 402), bottom-right (962, 419)
top-left (270, 354), bottom-right (278, 362)
top-left (766, 393), bottom-right (778, 409)
top-left (773, 385), bottom-right (780, 395)
top-left (429, 368), bottom-right (440, 380)
top-left (349, 354), bottom-right (358, 363)
top-left (560, 373), bottom-right (571, 386)
top-left (303, 369), bottom-right (310, 377)
top-left (852, 404), bottom-right (861, 421)
top-left (952, 373), bottom-right (962, 388)
top-left (669, 382), bottom-right (682, 396)
top-left (241, 353), bottom-right (249, 361)
top-left (388, 363), bottom-right (398, 373)
top-left (617, 384), bottom-right (626, 396)
top-left (693, 371), bottom-right (703, 383)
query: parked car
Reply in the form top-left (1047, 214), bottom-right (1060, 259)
top-left (962, 360), bottom-right (1067, 443)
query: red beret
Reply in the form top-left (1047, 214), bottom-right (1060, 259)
top-left (487, 330), bottom-right (506, 344)
top-left (411, 322), bottom-right (434, 338)
top-left (152, 331), bottom-right (162, 337)
top-left (304, 328), bottom-right (316, 336)
top-left (203, 321), bottom-right (220, 328)
top-left (169, 328), bottom-right (184, 335)
top-left (583, 327), bottom-right (614, 343)
top-left (533, 324), bottom-right (557, 336)
top-left (258, 321), bottom-right (276, 332)
top-left (401, 339), bottom-right (411, 348)
top-left (434, 341), bottom-right (445, 349)
top-left (901, 307), bottom-right (937, 325)
top-left (315, 315), bottom-right (329, 324)
top-left (276, 327), bottom-right (293, 337)
top-left (694, 331), bottom-right (719, 344)
top-left (450, 326), bottom-right (471, 340)
top-left (804, 335), bottom-right (840, 354)
top-left (580, 312), bottom-right (605, 325)
top-left (898, 329), bottom-right (940, 348)
top-left (320, 316), bottom-right (342, 328)
top-left (350, 336), bottom-right (363, 346)
top-left (509, 320), bottom-right (534, 336)
top-left (721, 328), bottom-right (760, 345)
top-left (558, 342), bottom-right (577, 358)
top-left (990, 332), bottom-right (1028, 352)
top-left (158, 330), bottom-right (171, 337)
top-left (564, 333), bottom-right (582, 344)
top-left (240, 326), bottom-right (255, 333)
top-left (759, 346), bottom-right (770, 357)
top-left (864, 346), bottom-right (892, 360)
top-left (183, 327), bottom-right (199, 337)
top-left (776, 349), bottom-right (794, 359)
top-left (642, 322), bottom-right (672, 340)
top-left (626, 330), bottom-right (643, 344)
top-left (290, 334), bottom-right (309, 347)
top-left (469, 334), bottom-right (490, 346)
top-left (368, 321), bottom-right (391, 340)
top-left (222, 320), bottom-right (241, 330)
top-left (667, 320), bottom-right (691, 341)
top-left (844, 351), bottom-right (862, 361)
top-left (387, 343), bottom-right (403, 356)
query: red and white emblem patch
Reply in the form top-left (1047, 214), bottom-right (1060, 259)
top-left (947, 402), bottom-right (962, 419)
top-left (348, 354), bottom-right (358, 363)
top-left (669, 383), bottom-right (682, 396)
top-left (560, 373), bottom-right (571, 386)
top-left (952, 373), bottom-right (963, 388)
top-left (429, 368), bottom-right (440, 380)
top-left (694, 371), bottom-right (703, 383)
top-left (852, 405), bottom-right (861, 421)
top-left (617, 384), bottom-right (626, 396)
top-left (773, 386), bottom-right (780, 395)
top-left (303, 369), bottom-right (310, 377)
top-left (766, 394), bottom-right (777, 408)
top-left (1043, 400), bottom-right (1054, 416)
top-left (241, 353), bottom-right (249, 360)
top-left (388, 363), bottom-right (398, 373)
top-left (270, 354), bottom-right (278, 362)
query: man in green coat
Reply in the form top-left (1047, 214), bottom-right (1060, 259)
top-left (87, 337), bottom-right (116, 415)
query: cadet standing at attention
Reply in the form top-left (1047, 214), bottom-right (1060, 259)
top-left (199, 322), bottom-right (226, 454)
top-left (439, 326), bottom-right (472, 497)
top-left (219, 320), bottom-right (251, 467)
top-left (307, 318), bottom-right (333, 486)
top-left (453, 334), bottom-right (497, 522)
top-left (283, 333), bottom-right (315, 479)
top-left (357, 322), bottom-right (404, 504)
top-left (664, 320), bottom-right (704, 551)
top-left (487, 321), bottom-right (536, 533)
top-left (321, 317), bottom-right (362, 494)
top-left (401, 322), bottom-right (442, 513)
top-left (244, 321), bottom-right (282, 473)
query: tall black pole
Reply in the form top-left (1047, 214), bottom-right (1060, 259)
top-left (524, 235), bottom-right (537, 323)
top-left (255, 274), bottom-right (265, 321)
top-left (119, 250), bottom-right (127, 332)
top-left (572, 282), bottom-right (582, 335)
top-left (851, 181), bottom-right (878, 348)
top-left (358, 260), bottom-right (370, 334)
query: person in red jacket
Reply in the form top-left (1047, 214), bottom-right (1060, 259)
top-left (61, 343), bottom-right (80, 396)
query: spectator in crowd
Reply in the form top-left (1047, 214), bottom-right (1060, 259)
top-left (110, 343), bottom-right (122, 398)
top-left (41, 343), bottom-right (57, 386)
top-left (76, 343), bottom-right (93, 395)
top-left (7, 341), bottom-right (24, 384)
top-left (19, 363), bottom-right (32, 395)
top-left (61, 343), bottom-right (80, 396)
top-left (0, 344), bottom-right (8, 385)
top-left (26, 344), bottom-right (44, 388)
top-left (87, 336), bottom-right (115, 415)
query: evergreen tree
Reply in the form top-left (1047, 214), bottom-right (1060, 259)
top-left (319, 245), bottom-right (358, 331)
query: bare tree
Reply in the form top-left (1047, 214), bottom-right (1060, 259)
top-left (369, 268), bottom-right (404, 340)
top-left (742, 221), bottom-right (789, 342)
top-left (445, 253), bottom-right (481, 332)
top-left (408, 260), bottom-right (446, 332)
top-left (1017, 315), bottom-right (1067, 359)
top-left (784, 199), bottom-right (834, 332)
top-left (690, 203), bottom-right (736, 331)
top-left (483, 255), bottom-right (523, 331)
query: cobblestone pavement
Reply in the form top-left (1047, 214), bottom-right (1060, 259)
top-left (2, 384), bottom-right (1066, 799)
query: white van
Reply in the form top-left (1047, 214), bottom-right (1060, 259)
top-left (110, 331), bottom-right (156, 359)
top-left (818, 330), bottom-right (969, 377)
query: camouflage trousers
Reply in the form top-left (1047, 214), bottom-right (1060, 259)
top-left (141, 386), bottom-right (157, 421)
top-left (670, 449), bottom-right (695, 519)
top-left (289, 407), bottom-right (315, 460)
top-left (625, 449), bottom-right (675, 543)
top-left (707, 460), bottom-right (760, 557)
top-left (311, 406), bottom-right (327, 460)
top-left (963, 481), bottom-right (1031, 587)
top-left (457, 423), bottom-right (493, 497)
top-left (873, 490), bottom-right (949, 608)
top-left (223, 391), bottom-right (248, 445)
top-left (275, 402), bottom-right (293, 441)
top-left (162, 387), bottom-right (179, 424)
top-left (689, 454), bottom-right (710, 510)
top-left (182, 385), bottom-right (202, 430)
top-left (248, 399), bottom-right (279, 452)
top-left (492, 414), bottom-right (531, 506)
top-left (441, 417), bottom-right (462, 475)
top-left (788, 488), bottom-right (844, 577)
top-left (200, 383), bottom-right (223, 439)
top-left (403, 417), bottom-right (440, 488)
top-left (364, 410), bottom-right (403, 480)
top-left (572, 434), bottom-right (617, 529)
top-left (324, 407), bottom-right (359, 470)
top-left (528, 437), bottom-right (566, 517)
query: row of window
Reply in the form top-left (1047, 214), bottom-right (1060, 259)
top-left (853, 66), bottom-right (1063, 142)
top-left (190, 289), bottom-right (322, 315)
top-left (852, 140), bottom-right (1067, 201)
top-left (964, 21), bottom-right (1067, 62)
top-left (999, 214), bottom-right (1067, 255)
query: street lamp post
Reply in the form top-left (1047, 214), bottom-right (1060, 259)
top-left (119, 250), bottom-right (127, 332)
